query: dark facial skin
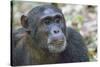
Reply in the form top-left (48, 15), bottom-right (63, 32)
top-left (27, 7), bottom-right (67, 53)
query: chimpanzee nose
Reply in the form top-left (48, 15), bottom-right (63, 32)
top-left (52, 27), bottom-right (61, 34)
top-left (53, 30), bottom-right (60, 34)
top-left (50, 24), bottom-right (62, 34)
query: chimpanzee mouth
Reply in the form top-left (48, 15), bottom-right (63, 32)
top-left (49, 40), bottom-right (64, 47)
top-left (47, 38), bottom-right (66, 53)
top-left (47, 36), bottom-right (67, 53)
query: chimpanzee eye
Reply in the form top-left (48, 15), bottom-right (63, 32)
top-left (44, 19), bottom-right (51, 24)
top-left (55, 18), bottom-right (61, 23)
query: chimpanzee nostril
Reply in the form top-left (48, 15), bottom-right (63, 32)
top-left (54, 30), bottom-right (59, 34)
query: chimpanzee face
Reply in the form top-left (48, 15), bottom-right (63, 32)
top-left (21, 5), bottom-right (67, 53)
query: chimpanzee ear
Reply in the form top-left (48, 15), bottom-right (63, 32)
top-left (21, 15), bottom-right (28, 28)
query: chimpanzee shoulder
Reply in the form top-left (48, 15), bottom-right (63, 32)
top-left (11, 28), bottom-right (32, 66)
top-left (59, 27), bottom-right (89, 63)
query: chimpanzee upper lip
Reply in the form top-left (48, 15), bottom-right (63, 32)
top-left (49, 40), bottom-right (64, 45)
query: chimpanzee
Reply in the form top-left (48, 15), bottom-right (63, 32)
top-left (11, 5), bottom-right (89, 66)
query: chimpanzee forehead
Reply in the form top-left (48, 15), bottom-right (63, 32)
top-left (37, 5), bottom-right (61, 14)
top-left (27, 5), bottom-right (62, 21)
top-left (38, 8), bottom-right (63, 19)
top-left (43, 8), bottom-right (59, 14)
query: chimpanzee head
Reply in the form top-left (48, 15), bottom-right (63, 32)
top-left (21, 5), bottom-right (67, 53)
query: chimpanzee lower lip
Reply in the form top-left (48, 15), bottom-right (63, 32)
top-left (49, 40), bottom-right (64, 45)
